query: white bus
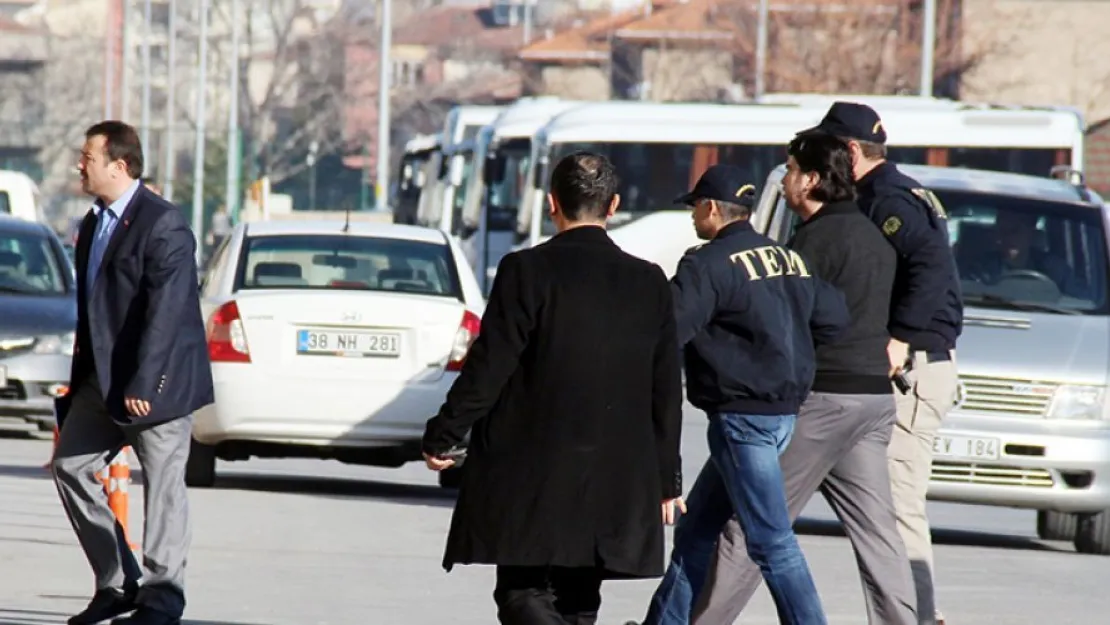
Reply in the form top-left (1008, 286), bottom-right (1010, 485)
top-left (453, 98), bottom-right (588, 293)
top-left (517, 99), bottom-right (1086, 276)
top-left (416, 105), bottom-right (503, 235)
top-left (392, 133), bottom-right (441, 225)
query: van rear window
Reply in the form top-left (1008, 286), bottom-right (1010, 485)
top-left (0, 191), bottom-right (10, 215)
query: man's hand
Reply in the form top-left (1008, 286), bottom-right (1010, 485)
top-left (423, 452), bottom-right (456, 472)
top-left (662, 497), bottom-right (687, 526)
top-left (887, 338), bottom-right (909, 377)
top-left (124, 397), bottom-right (151, 417)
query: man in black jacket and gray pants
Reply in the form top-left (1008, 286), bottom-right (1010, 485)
top-left (690, 134), bottom-right (918, 625)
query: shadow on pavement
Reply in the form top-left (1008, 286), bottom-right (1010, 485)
top-left (0, 607), bottom-right (72, 625)
top-left (0, 608), bottom-right (269, 625)
top-left (0, 463), bottom-right (52, 481)
top-left (794, 516), bottom-right (1070, 553)
top-left (211, 473), bottom-right (458, 508)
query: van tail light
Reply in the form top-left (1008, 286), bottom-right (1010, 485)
top-left (207, 300), bottom-right (251, 363)
top-left (446, 310), bottom-right (481, 372)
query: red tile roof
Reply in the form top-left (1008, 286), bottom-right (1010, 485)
top-left (520, 0), bottom-right (903, 63)
top-left (393, 5), bottom-right (524, 54)
top-left (519, 2), bottom-right (684, 63)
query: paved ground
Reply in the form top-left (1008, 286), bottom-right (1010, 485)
top-left (0, 405), bottom-right (1107, 625)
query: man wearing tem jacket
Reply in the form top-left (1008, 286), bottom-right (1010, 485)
top-left (634, 165), bottom-right (850, 625)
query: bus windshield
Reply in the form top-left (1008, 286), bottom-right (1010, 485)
top-left (487, 138), bottom-right (531, 231)
top-left (540, 141), bottom-right (1072, 237)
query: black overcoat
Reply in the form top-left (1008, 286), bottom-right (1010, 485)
top-left (423, 225), bottom-right (684, 578)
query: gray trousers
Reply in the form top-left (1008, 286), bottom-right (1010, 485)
top-left (692, 392), bottom-right (917, 625)
top-left (51, 377), bottom-right (193, 617)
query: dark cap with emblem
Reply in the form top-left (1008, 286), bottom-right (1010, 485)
top-left (798, 101), bottom-right (887, 144)
top-left (675, 164), bottom-right (758, 208)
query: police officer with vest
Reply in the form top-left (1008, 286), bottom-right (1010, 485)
top-left (799, 102), bottom-right (963, 625)
top-left (634, 165), bottom-right (850, 625)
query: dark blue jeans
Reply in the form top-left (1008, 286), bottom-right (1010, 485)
top-left (643, 412), bottom-right (827, 625)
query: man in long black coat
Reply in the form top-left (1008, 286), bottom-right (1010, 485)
top-left (422, 151), bottom-right (686, 625)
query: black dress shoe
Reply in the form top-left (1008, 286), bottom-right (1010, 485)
top-left (68, 588), bottom-right (137, 625)
top-left (111, 607), bottom-right (181, 625)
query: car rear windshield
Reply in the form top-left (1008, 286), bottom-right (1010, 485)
top-left (235, 234), bottom-right (462, 299)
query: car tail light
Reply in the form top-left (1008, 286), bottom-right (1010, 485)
top-left (446, 310), bottom-right (481, 372)
top-left (207, 300), bottom-right (251, 363)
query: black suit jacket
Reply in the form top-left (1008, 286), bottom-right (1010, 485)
top-left (58, 185), bottom-right (214, 427)
top-left (422, 225), bottom-right (684, 578)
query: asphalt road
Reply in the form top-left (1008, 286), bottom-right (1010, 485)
top-left (0, 403), bottom-right (1105, 625)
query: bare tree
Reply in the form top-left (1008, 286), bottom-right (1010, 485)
top-left (19, 31), bottom-right (104, 209)
top-left (582, 0), bottom-right (1021, 103)
top-left (167, 0), bottom-right (358, 187)
top-left (722, 0), bottom-right (1020, 96)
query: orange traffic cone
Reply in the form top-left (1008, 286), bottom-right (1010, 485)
top-left (105, 448), bottom-right (137, 550)
top-left (42, 425), bottom-right (59, 469)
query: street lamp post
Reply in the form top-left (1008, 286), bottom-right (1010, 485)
top-left (192, 0), bottom-right (210, 264)
top-left (225, 0), bottom-right (242, 222)
top-left (374, 0), bottom-right (391, 213)
top-left (121, 0), bottom-right (132, 120)
top-left (920, 0), bottom-right (938, 97)
top-left (140, 0), bottom-right (152, 153)
top-left (162, 0), bottom-right (177, 200)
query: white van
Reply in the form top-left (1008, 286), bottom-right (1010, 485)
top-left (0, 170), bottom-right (46, 223)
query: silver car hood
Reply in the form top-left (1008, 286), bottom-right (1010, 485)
top-left (959, 307), bottom-right (1108, 385)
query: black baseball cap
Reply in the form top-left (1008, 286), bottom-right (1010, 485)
top-left (798, 101), bottom-right (887, 144)
top-left (675, 164), bottom-right (758, 208)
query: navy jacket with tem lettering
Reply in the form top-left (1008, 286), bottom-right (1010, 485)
top-left (671, 220), bottom-right (850, 416)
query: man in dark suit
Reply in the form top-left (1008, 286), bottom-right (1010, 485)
top-left (52, 121), bottom-right (214, 625)
top-left (422, 151), bottom-right (686, 625)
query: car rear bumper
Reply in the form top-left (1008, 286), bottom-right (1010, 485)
top-left (194, 364), bottom-right (457, 447)
top-left (928, 414), bottom-right (1110, 513)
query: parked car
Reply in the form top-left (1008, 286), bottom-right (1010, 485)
top-left (189, 218), bottom-right (485, 488)
top-left (0, 215), bottom-right (76, 432)
top-left (753, 163), bottom-right (1110, 555)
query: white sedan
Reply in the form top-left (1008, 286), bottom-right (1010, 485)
top-left (188, 219), bottom-right (485, 488)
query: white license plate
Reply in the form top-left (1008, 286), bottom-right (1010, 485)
top-left (0, 365), bottom-right (6, 388)
top-left (296, 329), bottom-right (401, 358)
top-left (933, 435), bottom-right (1000, 461)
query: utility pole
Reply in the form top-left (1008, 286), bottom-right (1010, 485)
top-left (754, 0), bottom-right (769, 99)
top-left (162, 0), bottom-right (177, 200)
top-left (360, 142), bottom-right (370, 211)
top-left (140, 0), bottom-right (152, 155)
top-left (121, 0), bottom-right (132, 121)
top-left (104, 1), bottom-right (116, 119)
top-left (307, 141), bottom-right (319, 211)
top-left (522, 0), bottom-right (533, 45)
top-left (225, 0), bottom-right (242, 221)
top-left (192, 0), bottom-right (210, 264)
top-left (374, 0), bottom-right (392, 213)
top-left (920, 0), bottom-right (937, 97)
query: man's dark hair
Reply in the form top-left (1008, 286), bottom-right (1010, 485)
top-left (787, 134), bottom-right (857, 204)
top-left (550, 151), bottom-right (619, 222)
top-left (86, 120), bottom-right (144, 179)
